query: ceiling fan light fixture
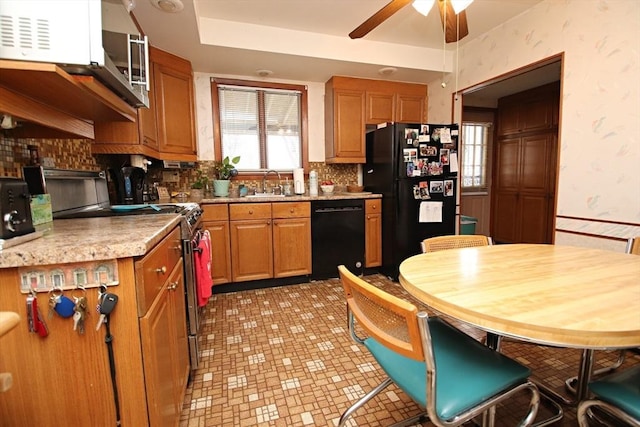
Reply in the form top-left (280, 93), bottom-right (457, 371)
top-left (150, 0), bottom-right (183, 13)
top-left (451, 0), bottom-right (474, 14)
top-left (412, 0), bottom-right (436, 16)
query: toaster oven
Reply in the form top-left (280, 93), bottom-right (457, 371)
top-left (0, 178), bottom-right (35, 240)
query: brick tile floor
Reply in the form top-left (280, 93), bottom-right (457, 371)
top-left (180, 275), bottom-right (638, 426)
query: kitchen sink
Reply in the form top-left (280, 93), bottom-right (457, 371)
top-left (246, 193), bottom-right (286, 198)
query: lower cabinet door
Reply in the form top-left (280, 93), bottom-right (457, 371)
top-left (230, 219), bottom-right (273, 282)
top-left (140, 261), bottom-right (188, 427)
top-left (273, 217), bottom-right (311, 277)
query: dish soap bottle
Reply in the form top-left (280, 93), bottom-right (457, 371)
top-left (309, 170), bottom-right (318, 196)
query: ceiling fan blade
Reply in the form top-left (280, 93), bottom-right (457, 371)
top-left (349, 0), bottom-right (413, 39)
top-left (437, 0), bottom-right (469, 43)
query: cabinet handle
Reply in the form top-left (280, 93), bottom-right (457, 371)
top-left (155, 266), bottom-right (167, 274)
top-left (289, 208), bottom-right (294, 213)
top-left (172, 245), bottom-right (182, 251)
top-left (168, 282), bottom-right (178, 291)
top-left (248, 210), bottom-right (253, 214)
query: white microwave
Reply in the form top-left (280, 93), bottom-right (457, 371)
top-left (0, 0), bottom-right (149, 107)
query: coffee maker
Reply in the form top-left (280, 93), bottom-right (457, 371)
top-left (110, 166), bottom-right (146, 205)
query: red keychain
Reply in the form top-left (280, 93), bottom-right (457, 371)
top-left (26, 293), bottom-right (49, 338)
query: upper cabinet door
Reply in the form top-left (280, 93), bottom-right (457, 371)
top-left (366, 91), bottom-right (395, 125)
top-left (395, 93), bottom-right (427, 123)
top-left (152, 48), bottom-right (197, 160)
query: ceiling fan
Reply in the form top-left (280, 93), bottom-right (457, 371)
top-left (349, 0), bottom-right (472, 44)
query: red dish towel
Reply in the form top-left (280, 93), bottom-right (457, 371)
top-left (195, 230), bottom-right (213, 307)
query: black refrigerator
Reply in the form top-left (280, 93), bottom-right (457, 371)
top-left (364, 122), bottom-right (459, 280)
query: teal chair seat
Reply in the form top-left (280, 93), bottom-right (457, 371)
top-left (588, 365), bottom-right (640, 420)
top-left (365, 317), bottom-right (531, 421)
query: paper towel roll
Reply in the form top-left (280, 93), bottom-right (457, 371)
top-left (293, 168), bottom-right (305, 194)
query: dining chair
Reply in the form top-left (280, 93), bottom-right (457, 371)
top-left (421, 234), bottom-right (492, 253)
top-left (577, 365), bottom-right (640, 426)
top-left (337, 265), bottom-right (540, 427)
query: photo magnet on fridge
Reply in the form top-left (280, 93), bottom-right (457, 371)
top-left (444, 180), bottom-right (454, 197)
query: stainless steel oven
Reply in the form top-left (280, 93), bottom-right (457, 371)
top-left (177, 204), bottom-right (204, 372)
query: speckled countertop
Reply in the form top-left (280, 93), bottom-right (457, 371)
top-left (199, 192), bottom-right (381, 204)
top-left (0, 214), bottom-right (181, 269)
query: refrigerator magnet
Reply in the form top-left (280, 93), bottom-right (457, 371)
top-left (440, 148), bottom-right (450, 165)
top-left (444, 180), bottom-right (454, 197)
top-left (424, 146), bottom-right (437, 157)
top-left (406, 161), bottom-right (415, 177)
top-left (412, 185), bottom-right (421, 200)
top-left (403, 148), bottom-right (417, 162)
top-left (419, 181), bottom-right (431, 199)
top-left (420, 125), bottom-right (429, 135)
top-left (404, 128), bottom-right (419, 146)
top-left (430, 181), bottom-right (444, 193)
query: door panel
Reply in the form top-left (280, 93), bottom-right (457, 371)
top-left (492, 192), bottom-right (519, 243)
top-left (494, 138), bottom-right (520, 190)
top-left (520, 194), bottom-right (551, 243)
top-left (520, 134), bottom-right (552, 192)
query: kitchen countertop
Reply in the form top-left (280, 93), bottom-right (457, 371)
top-left (0, 214), bottom-right (181, 269)
top-left (199, 192), bottom-right (381, 204)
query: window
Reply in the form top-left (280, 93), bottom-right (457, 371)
top-left (461, 122), bottom-right (490, 191)
top-left (211, 78), bottom-right (308, 176)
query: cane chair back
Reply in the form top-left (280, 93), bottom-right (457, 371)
top-left (421, 234), bottom-right (492, 253)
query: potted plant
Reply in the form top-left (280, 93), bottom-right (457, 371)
top-left (190, 169), bottom-right (209, 201)
top-left (212, 155), bottom-right (240, 197)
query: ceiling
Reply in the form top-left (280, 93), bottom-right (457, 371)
top-left (133, 0), bottom-right (557, 99)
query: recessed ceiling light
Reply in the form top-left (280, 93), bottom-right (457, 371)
top-left (256, 69), bottom-right (274, 77)
top-left (149, 0), bottom-right (184, 13)
top-left (378, 67), bottom-right (397, 76)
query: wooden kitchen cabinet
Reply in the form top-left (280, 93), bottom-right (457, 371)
top-left (222, 201), bottom-right (312, 283)
top-left (491, 133), bottom-right (557, 244)
top-left (230, 203), bottom-right (274, 282)
top-left (326, 76), bottom-right (428, 163)
top-left (325, 83), bottom-right (366, 163)
top-left (202, 204), bottom-right (232, 285)
top-left (272, 202), bottom-right (311, 277)
top-left (365, 199), bottom-right (382, 267)
top-left (92, 46), bottom-right (196, 161)
top-left (153, 48), bottom-right (197, 160)
top-left (135, 226), bottom-right (188, 427)
top-left (395, 93), bottom-right (427, 123)
top-left (365, 91), bottom-right (427, 125)
top-left (0, 225), bottom-right (187, 427)
top-left (139, 259), bottom-right (189, 427)
top-left (497, 83), bottom-right (559, 136)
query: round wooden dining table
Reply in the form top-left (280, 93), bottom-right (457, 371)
top-left (398, 244), bottom-right (640, 404)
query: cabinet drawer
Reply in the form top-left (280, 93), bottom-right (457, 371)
top-left (365, 199), bottom-right (381, 214)
top-left (135, 226), bottom-right (182, 316)
top-left (202, 204), bottom-right (229, 221)
top-left (229, 203), bottom-right (271, 220)
top-left (272, 201), bottom-right (310, 218)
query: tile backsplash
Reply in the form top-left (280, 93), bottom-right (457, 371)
top-left (1, 134), bottom-right (359, 197)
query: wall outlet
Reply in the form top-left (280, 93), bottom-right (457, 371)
top-left (162, 171), bottom-right (180, 183)
top-left (41, 157), bottom-right (55, 168)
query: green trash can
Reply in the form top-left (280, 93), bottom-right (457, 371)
top-left (460, 215), bottom-right (478, 235)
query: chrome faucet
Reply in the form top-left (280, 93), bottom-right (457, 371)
top-left (262, 170), bottom-right (281, 193)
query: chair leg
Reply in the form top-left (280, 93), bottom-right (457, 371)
top-left (338, 377), bottom-right (394, 427)
top-left (565, 350), bottom-right (626, 395)
top-left (578, 399), bottom-right (640, 427)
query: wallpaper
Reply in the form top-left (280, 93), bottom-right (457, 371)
top-left (427, 0), bottom-right (640, 244)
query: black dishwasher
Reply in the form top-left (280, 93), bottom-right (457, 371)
top-left (311, 199), bottom-right (365, 279)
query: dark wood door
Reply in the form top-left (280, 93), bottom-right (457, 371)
top-left (492, 133), bottom-right (557, 243)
